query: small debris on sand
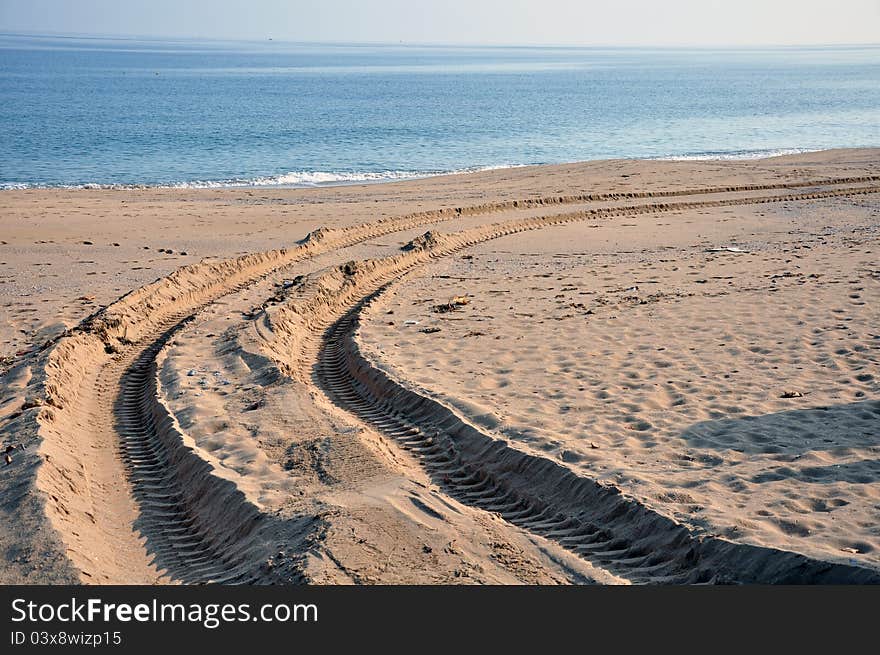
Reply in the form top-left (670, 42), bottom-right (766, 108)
top-left (780, 390), bottom-right (804, 398)
top-left (707, 246), bottom-right (749, 253)
top-left (433, 295), bottom-right (470, 313)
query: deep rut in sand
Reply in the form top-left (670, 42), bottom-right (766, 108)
top-left (20, 178), bottom-right (880, 584)
top-left (115, 319), bottom-right (278, 583)
top-left (315, 293), bottom-right (880, 584)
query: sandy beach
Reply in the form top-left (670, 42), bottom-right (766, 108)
top-left (1, 148), bottom-right (878, 584)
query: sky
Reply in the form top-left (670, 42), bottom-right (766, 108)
top-left (1, 0), bottom-right (878, 46)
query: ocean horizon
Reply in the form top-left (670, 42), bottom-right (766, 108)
top-left (1, 33), bottom-right (878, 190)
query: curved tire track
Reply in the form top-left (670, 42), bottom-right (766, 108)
top-left (307, 185), bottom-right (880, 584)
top-left (317, 297), bottom-right (880, 584)
top-left (114, 319), bottom-right (275, 583)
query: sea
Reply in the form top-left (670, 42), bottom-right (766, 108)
top-left (1, 33), bottom-right (878, 189)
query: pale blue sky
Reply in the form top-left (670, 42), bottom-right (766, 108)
top-left (1, 0), bottom-right (878, 46)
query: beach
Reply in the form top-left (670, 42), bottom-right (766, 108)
top-left (1, 148), bottom-right (879, 583)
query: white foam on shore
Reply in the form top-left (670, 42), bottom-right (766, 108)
top-left (654, 147), bottom-right (821, 161)
top-left (0, 148), bottom-right (838, 190)
top-left (0, 165), bottom-right (527, 191)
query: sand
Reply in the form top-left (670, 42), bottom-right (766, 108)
top-left (0, 148), bottom-right (878, 584)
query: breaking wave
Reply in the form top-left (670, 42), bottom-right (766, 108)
top-left (0, 165), bottom-right (527, 191)
top-left (654, 148), bottom-right (821, 161)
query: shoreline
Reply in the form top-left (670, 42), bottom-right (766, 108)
top-left (1, 146), bottom-right (862, 192)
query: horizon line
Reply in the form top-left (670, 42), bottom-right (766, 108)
top-left (2, 29), bottom-right (879, 50)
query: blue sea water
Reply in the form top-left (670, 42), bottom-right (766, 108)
top-left (0, 33), bottom-right (878, 189)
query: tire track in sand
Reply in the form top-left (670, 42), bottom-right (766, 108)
top-left (317, 294), bottom-right (880, 583)
top-left (20, 179), bottom-right (880, 583)
top-left (300, 185), bottom-right (880, 584)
